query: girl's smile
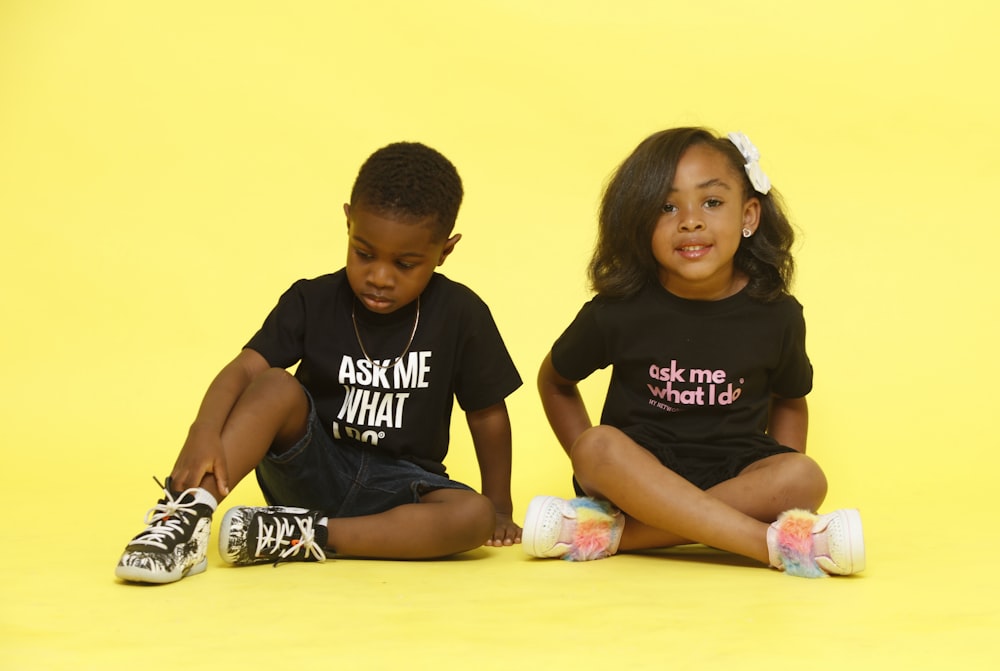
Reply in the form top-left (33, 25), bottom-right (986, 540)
top-left (675, 241), bottom-right (714, 259)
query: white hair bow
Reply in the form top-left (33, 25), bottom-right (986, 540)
top-left (727, 131), bottom-right (771, 195)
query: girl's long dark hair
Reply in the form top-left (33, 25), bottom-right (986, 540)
top-left (589, 127), bottom-right (796, 302)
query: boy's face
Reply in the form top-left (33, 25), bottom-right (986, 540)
top-left (344, 204), bottom-right (460, 314)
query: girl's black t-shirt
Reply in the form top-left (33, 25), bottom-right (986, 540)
top-left (551, 283), bottom-right (812, 454)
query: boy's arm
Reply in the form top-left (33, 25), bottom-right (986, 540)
top-left (538, 351), bottom-right (593, 457)
top-left (170, 348), bottom-right (271, 494)
top-left (465, 401), bottom-right (521, 546)
top-left (768, 395), bottom-right (809, 453)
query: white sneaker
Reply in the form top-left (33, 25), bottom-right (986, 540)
top-left (116, 477), bottom-right (217, 584)
top-left (767, 507), bottom-right (865, 577)
top-left (812, 509), bottom-right (865, 575)
top-left (219, 506), bottom-right (328, 566)
top-left (522, 495), bottom-right (624, 561)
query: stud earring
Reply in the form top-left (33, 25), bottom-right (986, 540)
top-left (742, 228), bottom-right (752, 238)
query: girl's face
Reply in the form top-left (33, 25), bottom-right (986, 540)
top-left (651, 144), bottom-right (760, 300)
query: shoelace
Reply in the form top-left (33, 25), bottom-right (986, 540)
top-left (131, 479), bottom-right (204, 550)
top-left (254, 513), bottom-right (327, 563)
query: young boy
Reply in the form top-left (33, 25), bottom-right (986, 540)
top-left (116, 142), bottom-right (523, 584)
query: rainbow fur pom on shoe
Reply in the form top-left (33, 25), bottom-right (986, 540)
top-left (522, 495), bottom-right (625, 561)
top-left (767, 508), bottom-right (866, 578)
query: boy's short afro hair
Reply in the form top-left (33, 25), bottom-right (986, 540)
top-left (350, 142), bottom-right (464, 240)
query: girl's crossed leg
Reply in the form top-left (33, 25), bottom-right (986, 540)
top-left (522, 424), bottom-right (863, 577)
top-left (570, 426), bottom-right (827, 564)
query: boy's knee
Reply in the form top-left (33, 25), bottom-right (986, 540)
top-left (251, 366), bottom-right (297, 388)
top-left (446, 491), bottom-right (495, 550)
top-left (424, 488), bottom-right (495, 548)
top-left (247, 367), bottom-right (303, 400)
top-left (469, 493), bottom-right (497, 540)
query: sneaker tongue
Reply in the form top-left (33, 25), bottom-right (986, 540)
top-left (313, 519), bottom-right (329, 549)
top-left (557, 518), bottom-right (578, 546)
top-left (811, 530), bottom-right (829, 558)
top-left (170, 484), bottom-right (219, 511)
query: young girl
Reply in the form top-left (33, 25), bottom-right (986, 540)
top-left (523, 127), bottom-right (864, 578)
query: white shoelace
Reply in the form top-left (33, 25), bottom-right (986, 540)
top-left (132, 487), bottom-right (203, 550)
top-left (254, 514), bottom-right (327, 562)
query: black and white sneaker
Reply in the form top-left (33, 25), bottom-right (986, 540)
top-left (115, 478), bottom-right (217, 584)
top-left (219, 506), bottom-right (328, 566)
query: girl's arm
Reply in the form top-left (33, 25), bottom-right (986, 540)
top-left (466, 401), bottom-right (519, 546)
top-left (768, 395), bottom-right (809, 453)
top-left (538, 351), bottom-right (593, 456)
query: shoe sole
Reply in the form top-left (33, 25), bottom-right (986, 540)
top-left (522, 495), bottom-right (564, 558)
top-left (837, 508), bottom-right (866, 574)
top-left (115, 557), bottom-right (207, 584)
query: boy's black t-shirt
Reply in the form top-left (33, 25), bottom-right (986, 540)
top-left (245, 270), bottom-right (522, 475)
top-left (551, 283), bottom-right (812, 454)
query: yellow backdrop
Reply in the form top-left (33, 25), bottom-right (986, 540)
top-left (2, 1), bottom-right (998, 669)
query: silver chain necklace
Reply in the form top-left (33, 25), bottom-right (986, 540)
top-left (351, 297), bottom-right (420, 370)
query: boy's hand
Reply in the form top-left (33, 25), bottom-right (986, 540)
top-left (170, 428), bottom-right (230, 497)
top-left (485, 511), bottom-right (522, 546)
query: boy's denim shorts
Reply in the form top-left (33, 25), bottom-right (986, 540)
top-left (255, 388), bottom-right (473, 518)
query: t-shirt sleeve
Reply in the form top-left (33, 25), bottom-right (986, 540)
top-left (244, 281), bottom-right (308, 369)
top-left (550, 300), bottom-right (610, 382)
top-left (452, 298), bottom-right (522, 412)
top-left (770, 299), bottom-right (813, 398)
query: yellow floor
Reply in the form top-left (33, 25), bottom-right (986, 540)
top-left (4, 468), bottom-right (998, 670)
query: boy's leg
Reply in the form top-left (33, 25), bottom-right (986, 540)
top-left (220, 489), bottom-right (496, 564)
top-left (117, 368), bottom-right (309, 583)
top-left (324, 488), bottom-right (496, 559)
top-left (226, 424), bottom-right (496, 562)
top-left (201, 368), bottom-right (310, 497)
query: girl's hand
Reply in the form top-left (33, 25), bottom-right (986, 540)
top-left (485, 512), bottom-right (522, 547)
